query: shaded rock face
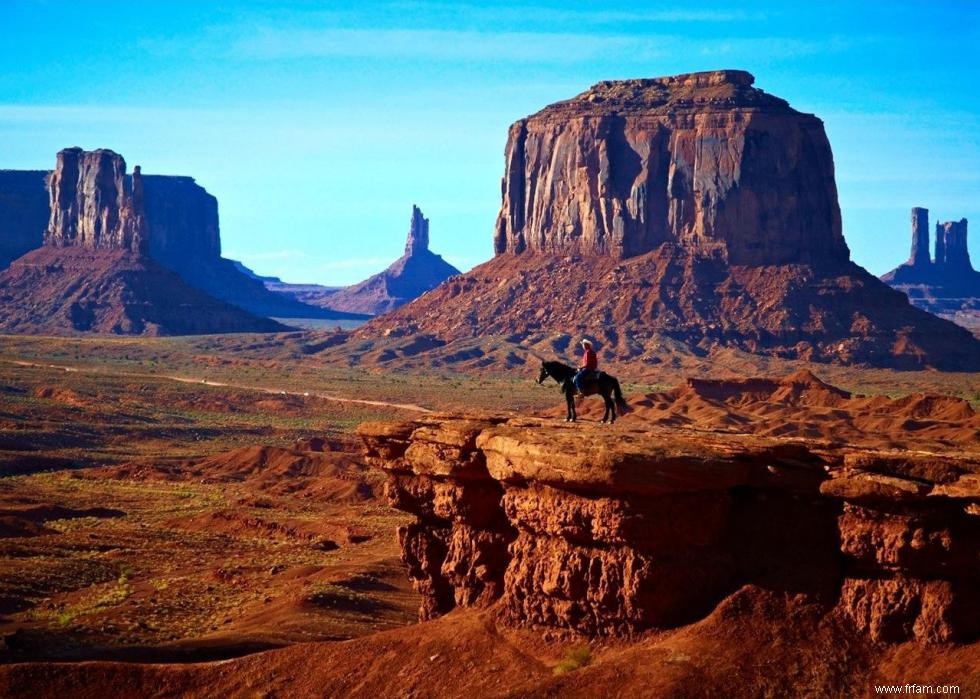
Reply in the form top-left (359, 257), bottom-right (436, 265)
top-left (405, 205), bottom-right (429, 256)
top-left (823, 454), bottom-right (980, 643)
top-left (909, 207), bottom-right (930, 267)
top-left (139, 175), bottom-right (221, 269)
top-left (494, 70), bottom-right (848, 266)
top-left (360, 392), bottom-right (980, 643)
top-left (315, 205), bottom-right (461, 316)
top-left (937, 219), bottom-right (971, 271)
top-left (45, 148), bottom-right (147, 253)
top-left (882, 210), bottom-right (979, 335)
top-left (0, 170), bottom-right (49, 270)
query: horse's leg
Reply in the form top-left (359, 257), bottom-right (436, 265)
top-left (566, 390), bottom-right (574, 422)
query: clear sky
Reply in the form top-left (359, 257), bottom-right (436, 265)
top-left (1, 1), bottom-right (977, 284)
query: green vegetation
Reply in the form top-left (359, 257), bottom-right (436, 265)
top-left (553, 644), bottom-right (592, 675)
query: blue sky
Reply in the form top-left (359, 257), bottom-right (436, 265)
top-left (1, 1), bottom-right (978, 284)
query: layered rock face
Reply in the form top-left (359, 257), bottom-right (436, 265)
top-left (309, 205), bottom-right (461, 316)
top-left (360, 376), bottom-right (980, 643)
top-left (366, 71), bottom-right (980, 370)
top-left (493, 70), bottom-right (849, 266)
top-left (0, 170), bottom-right (49, 270)
top-left (824, 454), bottom-right (980, 643)
top-left (45, 148), bottom-right (147, 253)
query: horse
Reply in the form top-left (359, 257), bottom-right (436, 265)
top-left (537, 360), bottom-right (629, 423)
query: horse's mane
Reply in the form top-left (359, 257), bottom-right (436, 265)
top-left (543, 359), bottom-right (573, 371)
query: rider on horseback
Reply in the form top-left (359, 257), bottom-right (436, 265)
top-left (572, 339), bottom-right (598, 393)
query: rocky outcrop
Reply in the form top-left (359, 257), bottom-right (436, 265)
top-left (937, 219), bottom-right (971, 271)
top-left (493, 70), bottom-right (849, 266)
top-left (0, 170), bottom-right (48, 270)
top-left (363, 71), bottom-right (980, 370)
top-left (45, 148), bottom-right (147, 253)
top-left (360, 378), bottom-right (980, 643)
top-left (307, 205), bottom-right (461, 316)
top-left (909, 207), bottom-right (931, 268)
top-left (405, 205), bottom-right (429, 256)
top-left (882, 210), bottom-right (979, 335)
top-left (824, 453), bottom-right (980, 643)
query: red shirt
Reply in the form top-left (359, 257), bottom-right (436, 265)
top-left (581, 348), bottom-right (597, 371)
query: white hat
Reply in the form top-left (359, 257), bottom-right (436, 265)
top-left (581, 339), bottom-right (592, 347)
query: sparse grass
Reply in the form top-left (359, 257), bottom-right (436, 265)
top-left (553, 644), bottom-right (592, 675)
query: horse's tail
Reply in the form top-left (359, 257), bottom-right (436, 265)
top-left (613, 378), bottom-right (630, 412)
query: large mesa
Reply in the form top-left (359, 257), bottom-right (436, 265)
top-left (365, 70), bottom-right (980, 371)
top-left (493, 70), bottom-right (848, 266)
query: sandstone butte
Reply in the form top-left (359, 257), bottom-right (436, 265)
top-left (882, 207), bottom-right (980, 333)
top-left (0, 148), bottom-right (367, 324)
top-left (0, 148), bottom-right (288, 335)
top-left (358, 370), bottom-right (980, 649)
top-left (362, 70), bottom-right (980, 371)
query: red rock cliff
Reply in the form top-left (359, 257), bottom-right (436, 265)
top-left (360, 384), bottom-right (980, 643)
top-left (493, 70), bottom-right (849, 266)
top-left (45, 148), bottom-right (147, 253)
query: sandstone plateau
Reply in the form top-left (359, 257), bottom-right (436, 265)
top-left (276, 205), bottom-right (461, 316)
top-left (363, 70), bottom-right (980, 371)
top-left (882, 208), bottom-right (980, 336)
top-left (359, 370), bottom-right (980, 645)
top-left (0, 148), bottom-right (286, 335)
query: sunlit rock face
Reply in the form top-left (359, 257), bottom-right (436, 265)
top-left (45, 147), bottom-right (147, 253)
top-left (494, 70), bottom-right (849, 266)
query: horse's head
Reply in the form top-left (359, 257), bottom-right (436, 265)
top-left (537, 361), bottom-right (549, 384)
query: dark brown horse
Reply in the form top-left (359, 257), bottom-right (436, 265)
top-left (537, 360), bottom-right (628, 423)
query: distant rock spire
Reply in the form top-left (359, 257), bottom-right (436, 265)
top-left (908, 207), bottom-right (930, 267)
top-left (405, 205), bottom-right (429, 256)
top-left (935, 221), bottom-right (947, 268)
